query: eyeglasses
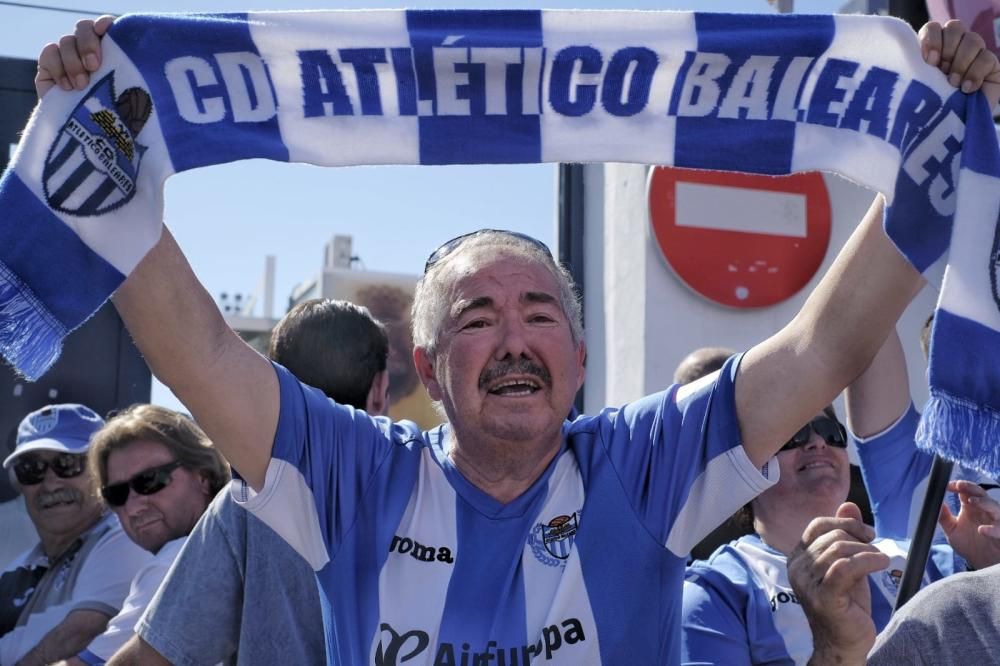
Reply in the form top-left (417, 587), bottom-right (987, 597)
top-left (101, 460), bottom-right (182, 507)
top-left (12, 453), bottom-right (87, 485)
top-left (780, 416), bottom-right (848, 452)
top-left (424, 230), bottom-right (552, 274)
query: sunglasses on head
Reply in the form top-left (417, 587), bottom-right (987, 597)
top-left (780, 416), bottom-right (848, 452)
top-left (424, 230), bottom-right (551, 274)
top-left (101, 460), bottom-right (182, 507)
top-left (12, 453), bottom-right (87, 486)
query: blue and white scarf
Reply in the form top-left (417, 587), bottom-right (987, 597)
top-left (1, 10), bottom-right (998, 473)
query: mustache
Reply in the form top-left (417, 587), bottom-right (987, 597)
top-left (36, 487), bottom-right (81, 509)
top-left (479, 358), bottom-right (552, 389)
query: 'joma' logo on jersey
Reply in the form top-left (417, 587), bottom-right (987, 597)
top-left (769, 590), bottom-right (800, 612)
top-left (389, 535), bottom-right (454, 564)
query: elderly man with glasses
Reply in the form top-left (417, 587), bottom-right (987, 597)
top-left (37, 16), bottom-right (1000, 666)
top-left (0, 404), bottom-right (149, 666)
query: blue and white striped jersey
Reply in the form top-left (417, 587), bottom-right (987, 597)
top-left (235, 356), bottom-right (776, 664)
top-left (681, 534), bottom-right (957, 666)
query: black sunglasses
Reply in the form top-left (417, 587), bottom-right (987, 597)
top-left (424, 230), bottom-right (551, 274)
top-left (12, 453), bottom-right (87, 486)
top-left (101, 460), bottom-right (182, 507)
top-left (780, 416), bottom-right (848, 452)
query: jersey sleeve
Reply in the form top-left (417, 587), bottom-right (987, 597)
top-left (232, 362), bottom-right (409, 570)
top-left (136, 496), bottom-right (243, 666)
top-left (681, 572), bottom-right (755, 666)
top-left (853, 404), bottom-right (929, 539)
top-left (596, 354), bottom-right (778, 555)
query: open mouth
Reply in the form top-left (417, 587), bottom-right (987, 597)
top-left (798, 460), bottom-right (835, 472)
top-left (488, 378), bottom-right (542, 396)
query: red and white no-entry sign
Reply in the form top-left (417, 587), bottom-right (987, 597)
top-left (648, 167), bottom-right (832, 308)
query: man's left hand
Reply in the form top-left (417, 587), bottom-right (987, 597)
top-left (939, 479), bottom-right (1000, 570)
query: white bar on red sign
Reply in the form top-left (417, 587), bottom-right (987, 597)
top-left (674, 182), bottom-right (807, 238)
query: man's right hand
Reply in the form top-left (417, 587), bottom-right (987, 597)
top-left (35, 15), bottom-right (114, 98)
top-left (788, 502), bottom-right (889, 666)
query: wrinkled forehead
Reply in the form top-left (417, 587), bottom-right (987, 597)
top-left (442, 247), bottom-right (561, 301)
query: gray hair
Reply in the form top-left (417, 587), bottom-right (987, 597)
top-left (411, 231), bottom-right (584, 356)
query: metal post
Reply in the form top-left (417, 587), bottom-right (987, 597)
top-left (558, 163), bottom-right (586, 414)
top-left (893, 456), bottom-right (953, 610)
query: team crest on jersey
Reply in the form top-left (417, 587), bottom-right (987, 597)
top-left (528, 512), bottom-right (579, 566)
top-left (881, 567), bottom-right (903, 596)
top-left (42, 73), bottom-right (152, 217)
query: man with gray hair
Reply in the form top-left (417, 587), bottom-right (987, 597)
top-left (41, 18), bottom-right (999, 665)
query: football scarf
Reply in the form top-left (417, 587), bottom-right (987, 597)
top-left (0, 10), bottom-right (998, 473)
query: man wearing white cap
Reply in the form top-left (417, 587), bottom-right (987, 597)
top-left (0, 404), bottom-right (149, 666)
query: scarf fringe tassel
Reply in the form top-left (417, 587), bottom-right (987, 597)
top-left (0, 263), bottom-right (65, 381)
top-left (916, 391), bottom-right (1000, 478)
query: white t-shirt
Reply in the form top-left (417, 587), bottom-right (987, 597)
top-left (80, 538), bottom-right (187, 663)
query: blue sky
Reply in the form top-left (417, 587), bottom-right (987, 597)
top-left (1, 0), bottom-right (847, 407)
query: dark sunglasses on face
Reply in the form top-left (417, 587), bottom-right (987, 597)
top-left (101, 460), bottom-right (182, 507)
top-left (424, 229), bottom-right (552, 274)
top-left (12, 453), bottom-right (87, 486)
top-left (780, 416), bottom-right (848, 452)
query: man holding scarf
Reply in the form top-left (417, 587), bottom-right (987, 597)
top-left (34, 15), bottom-right (1000, 666)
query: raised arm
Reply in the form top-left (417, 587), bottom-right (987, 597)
top-left (845, 329), bottom-right (911, 439)
top-left (38, 19), bottom-right (278, 489)
top-left (736, 197), bottom-right (924, 468)
top-left (111, 228), bottom-right (277, 489)
top-left (736, 20), bottom-right (1000, 469)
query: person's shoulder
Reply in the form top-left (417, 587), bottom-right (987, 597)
top-left (563, 388), bottom-right (676, 438)
top-left (686, 537), bottom-right (757, 589)
top-left (869, 567), bottom-right (1000, 663)
top-left (914, 564), bottom-right (1000, 608)
top-left (1, 541), bottom-right (44, 573)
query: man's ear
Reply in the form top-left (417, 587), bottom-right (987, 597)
top-left (413, 346), bottom-right (442, 401)
top-left (198, 470), bottom-right (213, 497)
top-left (365, 370), bottom-right (391, 416)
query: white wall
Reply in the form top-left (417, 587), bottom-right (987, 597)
top-left (582, 163), bottom-right (939, 422)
